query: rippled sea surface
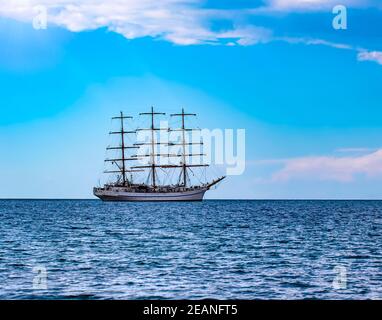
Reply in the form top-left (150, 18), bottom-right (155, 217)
top-left (1, 200), bottom-right (382, 299)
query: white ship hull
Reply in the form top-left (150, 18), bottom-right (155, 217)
top-left (94, 187), bottom-right (208, 202)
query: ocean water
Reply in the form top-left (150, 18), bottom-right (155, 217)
top-left (0, 199), bottom-right (381, 300)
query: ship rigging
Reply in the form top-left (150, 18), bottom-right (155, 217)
top-left (93, 107), bottom-right (225, 201)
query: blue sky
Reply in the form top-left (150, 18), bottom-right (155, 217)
top-left (1, 0), bottom-right (382, 199)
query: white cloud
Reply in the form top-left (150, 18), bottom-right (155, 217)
top-left (270, 149), bottom-right (382, 182)
top-left (357, 50), bottom-right (382, 65)
top-left (0, 0), bottom-right (271, 45)
top-left (280, 36), bottom-right (353, 50)
top-left (0, 0), bottom-right (381, 67)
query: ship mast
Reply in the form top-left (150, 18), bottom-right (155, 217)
top-left (170, 108), bottom-right (205, 187)
top-left (137, 107), bottom-right (166, 188)
top-left (119, 111), bottom-right (127, 185)
top-left (104, 111), bottom-right (140, 186)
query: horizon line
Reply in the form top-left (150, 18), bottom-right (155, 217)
top-left (1, 198), bottom-right (382, 201)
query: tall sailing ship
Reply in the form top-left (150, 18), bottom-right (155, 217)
top-left (93, 107), bottom-right (225, 201)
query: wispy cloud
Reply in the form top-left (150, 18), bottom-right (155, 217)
top-left (280, 36), bottom-right (353, 50)
top-left (357, 50), bottom-right (382, 65)
top-left (268, 149), bottom-right (382, 182)
top-left (279, 37), bottom-right (382, 67)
